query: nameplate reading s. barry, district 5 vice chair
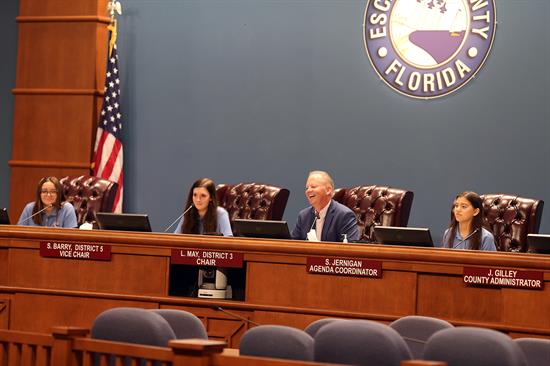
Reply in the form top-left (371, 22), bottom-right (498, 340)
top-left (364, 0), bottom-right (496, 99)
top-left (40, 241), bottom-right (111, 260)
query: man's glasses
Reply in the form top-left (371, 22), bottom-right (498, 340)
top-left (40, 190), bottom-right (57, 196)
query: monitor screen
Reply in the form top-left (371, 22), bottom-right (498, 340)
top-left (233, 219), bottom-right (291, 239)
top-left (95, 212), bottom-right (152, 232)
top-left (373, 226), bottom-right (434, 247)
top-left (527, 234), bottom-right (550, 254)
top-left (0, 208), bottom-right (10, 225)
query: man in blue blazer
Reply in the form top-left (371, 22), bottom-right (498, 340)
top-left (291, 171), bottom-right (359, 242)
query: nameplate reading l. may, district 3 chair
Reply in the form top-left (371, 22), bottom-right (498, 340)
top-left (463, 267), bottom-right (544, 290)
top-left (307, 257), bottom-right (382, 278)
top-left (171, 249), bottom-right (244, 268)
top-left (40, 241), bottom-right (111, 260)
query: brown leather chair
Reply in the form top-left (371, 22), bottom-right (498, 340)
top-left (216, 183), bottom-right (290, 222)
top-left (60, 175), bottom-right (118, 226)
top-left (333, 185), bottom-right (414, 242)
top-left (481, 194), bottom-right (544, 252)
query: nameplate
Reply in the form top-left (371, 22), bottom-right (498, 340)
top-left (39, 241), bottom-right (111, 261)
top-left (463, 267), bottom-right (544, 290)
top-left (171, 249), bottom-right (243, 268)
top-left (306, 257), bottom-right (382, 278)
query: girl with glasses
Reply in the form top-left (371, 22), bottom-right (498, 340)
top-left (17, 176), bottom-right (77, 228)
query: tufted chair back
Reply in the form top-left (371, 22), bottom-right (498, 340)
top-left (334, 185), bottom-right (414, 242)
top-left (60, 175), bottom-right (118, 226)
top-left (481, 194), bottom-right (544, 252)
top-left (216, 183), bottom-right (290, 222)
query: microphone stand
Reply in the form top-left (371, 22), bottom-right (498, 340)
top-left (164, 204), bottom-right (194, 232)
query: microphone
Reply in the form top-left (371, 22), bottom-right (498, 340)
top-left (19, 204), bottom-right (53, 224)
top-left (309, 209), bottom-right (320, 232)
top-left (164, 204), bottom-right (194, 232)
top-left (211, 306), bottom-right (260, 326)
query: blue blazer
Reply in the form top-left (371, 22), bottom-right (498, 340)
top-left (291, 199), bottom-right (360, 242)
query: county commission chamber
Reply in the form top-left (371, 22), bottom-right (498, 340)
top-left (0, 1), bottom-right (549, 366)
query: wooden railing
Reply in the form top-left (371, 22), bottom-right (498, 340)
top-left (0, 326), bottom-right (445, 366)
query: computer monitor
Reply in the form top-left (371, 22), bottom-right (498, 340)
top-left (233, 219), bottom-right (291, 239)
top-left (0, 208), bottom-right (10, 225)
top-left (95, 212), bottom-right (152, 232)
top-left (527, 234), bottom-right (550, 254)
top-left (373, 226), bottom-right (434, 247)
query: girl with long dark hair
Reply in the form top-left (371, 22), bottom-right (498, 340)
top-left (17, 176), bottom-right (77, 228)
top-left (175, 178), bottom-right (232, 236)
top-left (442, 191), bottom-right (496, 251)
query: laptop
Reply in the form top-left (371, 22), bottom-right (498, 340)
top-left (373, 226), bottom-right (434, 247)
top-left (233, 219), bottom-right (291, 239)
top-left (526, 234), bottom-right (550, 254)
top-left (0, 208), bottom-right (10, 225)
top-left (95, 212), bottom-right (152, 232)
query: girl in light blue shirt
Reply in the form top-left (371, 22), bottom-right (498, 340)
top-left (175, 178), bottom-right (232, 237)
top-left (17, 176), bottom-right (77, 228)
top-left (442, 191), bottom-right (496, 251)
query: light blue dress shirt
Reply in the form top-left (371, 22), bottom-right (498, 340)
top-left (174, 206), bottom-right (233, 236)
top-left (441, 227), bottom-right (496, 251)
top-left (17, 202), bottom-right (78, 228)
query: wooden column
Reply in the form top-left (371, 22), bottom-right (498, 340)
top-left (9, 0), bottom-right (110, 221)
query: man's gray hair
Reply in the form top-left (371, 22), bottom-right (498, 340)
top-left (308, 170), bottom-right (335, 190)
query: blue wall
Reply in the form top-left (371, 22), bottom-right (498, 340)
top-left (3, 1), bottom-right (550, 241)
top-left (0, 1), bottom-right (18, 208)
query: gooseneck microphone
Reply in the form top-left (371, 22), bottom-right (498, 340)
top-left (164, 204), bottom-right (194, 232)
top-left (309, 209), bottom-right (320, 232)
top-left (19, 204), bottom-right (53, 225)
top-left (211, 306), bottom-right (260, 326)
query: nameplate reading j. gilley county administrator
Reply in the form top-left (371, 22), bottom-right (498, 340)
top-left (39, 241), bottom-right (111, 260)
top-left (463, 267), bottom-right (544, 290)
top-left (306, 257), bottom-right (382, 278)
top-left (171, 249), bottom-right (244, 268)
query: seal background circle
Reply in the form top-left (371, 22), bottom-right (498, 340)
top-left (363, 0), bottom-right (497, 99)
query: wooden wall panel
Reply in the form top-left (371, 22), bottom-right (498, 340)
top-left (12, 95), bottom-right (96, 161)
top-left (16, 23), bottom-right (102, 89)
top-left (0, 297), bottom-right (10, 329)
top-left (11, 293), bottom-right (156, 332)
top-left (502, 288), bottom-right (550, 330)
top-left (8, 248), bottom-right (168, 296)
top-left (246, 262), bottom-right (417, 315)
top-left (416, 273), bottom-right (503, 323)
top-left (10, 1), bottom-right (110, 215)
top-left (19, 0), bottom-right (108, 16)
top-left (0, 249), bottom-right (7, 286)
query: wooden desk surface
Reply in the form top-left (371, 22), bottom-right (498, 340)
top-left (1, 225), bottom-right (549, 345)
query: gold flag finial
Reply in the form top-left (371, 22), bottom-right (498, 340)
top-left (106, 1), bottom-right (122, 56)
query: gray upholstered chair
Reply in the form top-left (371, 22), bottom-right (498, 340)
top-left (389, 315), bottom-right (454, 359)
top-left (239, 325), bottom-right (314, 361)
top-left (149, 309), bottom-right (207, 339)
top-left (304, 318), bottom-right (345, 338)
top-left (423, 327), bottom-right (528, 366)
top-left (313, 319), bottom-right (412, 366)
top-left (91, 307), bottom-right (175, 346)
top-left (514, 338), bottom-right (550, 366)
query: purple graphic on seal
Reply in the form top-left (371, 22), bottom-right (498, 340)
top-left (363, 0), bottom-right (497, 99)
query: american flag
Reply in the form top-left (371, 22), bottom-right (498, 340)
top-left (92, 25), bottom-right (124, 212)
